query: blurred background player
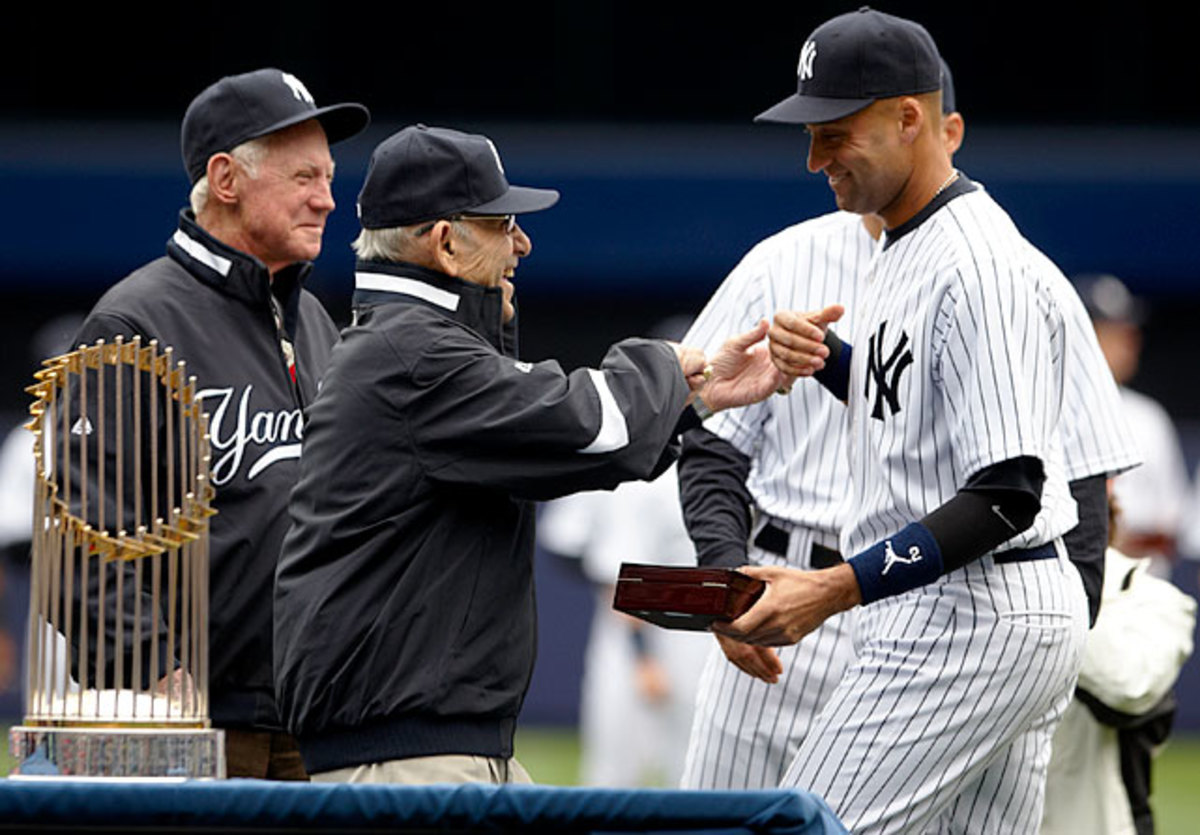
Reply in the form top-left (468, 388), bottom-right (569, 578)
top-left (1075, 273), bottom-right (1189, 580)
top-left (1041, 492), bottom-right (1196, 835)
top-left (538, 471), bottom-right (709, 788)
top-left (539, 314), bottom-right (710, 789)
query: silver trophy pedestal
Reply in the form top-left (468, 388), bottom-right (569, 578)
top-left (9, 724), bottom-right (225, 779)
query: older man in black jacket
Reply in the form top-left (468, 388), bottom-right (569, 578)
top-left (68, 69), bottom-right (368, 779)
top-left (274, 124), bottom-right (793, 785)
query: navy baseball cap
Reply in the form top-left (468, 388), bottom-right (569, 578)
top-left (756, 7), bottom-right (942, 125)
top-left (181, 68), bottom-right (370, 184)
top-left (357, 124), bottom-right (560, 229)
top-left (940, 58), bottom-right (956, 115)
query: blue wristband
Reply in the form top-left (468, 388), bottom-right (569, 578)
top-left (813, 335), bottom-right (852, 402)
top-left (848, 521), bottom-right (944, 604)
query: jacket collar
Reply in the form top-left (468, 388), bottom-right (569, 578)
top-left (352, 260), bottom-right (518, 356)
top-left (166, 209), bottom-right (312, 315)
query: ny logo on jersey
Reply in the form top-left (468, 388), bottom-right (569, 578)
top-left (864, 321), bottom-right (913, 420)
top-left (797, 40), bottom-right (817, 81)
top-left (882, 538), bottom-right (923, 575)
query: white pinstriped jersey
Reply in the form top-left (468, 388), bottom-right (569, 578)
top-left (1014, 204), bottom-right (1140, 482)
top-left (684, 211), bottom-right (876, 540)
top-left (679, 196), bottom-right (1138, 795)
top-left (680, 212), bottom-right (873, 791)
top-left (779, 180), bottom-right (1091, 834)
top-left (841, 185), bottom-right (1077, 558)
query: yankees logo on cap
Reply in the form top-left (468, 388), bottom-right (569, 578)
top-left (798, 40), bottom-right (817, 82)
top-left (756, 7), bottom-right (942, 125)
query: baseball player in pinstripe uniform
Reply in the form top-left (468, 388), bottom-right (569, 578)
top-left (704, 9), bottom-right (1124, 832)
top-left (678, 211), bottom-right (870, 791)
top-left (678, 51), bottom-right (1140, 796)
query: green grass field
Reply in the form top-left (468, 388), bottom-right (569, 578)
top-left (5, 723), bottom-right (1198, 832)
top-left (515, 728), bottom-right (1200, 834)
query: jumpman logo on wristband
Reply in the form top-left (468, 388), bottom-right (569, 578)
top-left (882, 539), bottom-right (924, 575)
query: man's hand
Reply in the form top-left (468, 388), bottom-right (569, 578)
top-left (669, 342), bottom-right (709, 392)
top-left (696, 320), bottom-right (789, 412)
top-left (712, 563), bottom-right (861, 646)
top-left (634, 656), bottom-right (671, 704)
top-left (768, 305), bottom-right (844, 379)
top-left (713, 631), bottom-right (783, 683)
top-left (155, 667), bottom-right (197, 706)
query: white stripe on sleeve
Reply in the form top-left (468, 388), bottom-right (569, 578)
top-left (579, 368), bottom-right (630, 454)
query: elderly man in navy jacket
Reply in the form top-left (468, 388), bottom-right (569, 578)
top-left (69, 68), bottom-right (368, 779)
top-left (274, 124), bottom-right (799, 785)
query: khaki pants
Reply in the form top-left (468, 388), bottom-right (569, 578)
top-left (310, 754), bottom-right (533, 785)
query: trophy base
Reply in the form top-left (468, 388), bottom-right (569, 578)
top-left (8, 725), bottom-right (226, 779)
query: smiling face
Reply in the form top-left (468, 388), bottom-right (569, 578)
top-left (232, 119), bottom-right (336, 273)
top-left (804, 99), bottom-right (914, 220)
top-left (448, 216), bottom-right (531, 323)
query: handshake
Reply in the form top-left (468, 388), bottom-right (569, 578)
top-left (670, 304), bottom-right (844, 414)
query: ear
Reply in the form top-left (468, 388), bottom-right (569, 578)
top-left (943, 112), bottom-right (965, 156)
top-left (428, 220), bottom-right (460, 276)
top-left (205, 153), bottom-right (240, 206)
top-left (897, 97), bottom-right (924, 145)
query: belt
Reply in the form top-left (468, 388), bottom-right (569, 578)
top-left (755, 523), bottom-right (1056, 567)
top-left (992, 542), bottom-right (1058, 564)
top-left (753, 522), bottom-right (843, 568)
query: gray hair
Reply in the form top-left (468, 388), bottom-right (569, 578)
top-left (352, 219), bottom-right (474, 262)
top-left (189, 136), bottom-right (271, 215)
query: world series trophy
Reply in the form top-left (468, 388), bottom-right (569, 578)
top-left (7, 336), bottom-right (224, 778)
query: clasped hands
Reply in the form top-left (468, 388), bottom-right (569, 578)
top-left (669, 304), bottom-right (845, 414)
top-left (679, 303), bottom-right (861, 682)
top-left (668, 304), bottom-right (844, 414)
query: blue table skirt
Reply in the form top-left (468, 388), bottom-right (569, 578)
top-left (0, 778), bottom-right (847, 833)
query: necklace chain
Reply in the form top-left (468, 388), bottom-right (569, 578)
top-left (934, 168), bottom-right (960, 198)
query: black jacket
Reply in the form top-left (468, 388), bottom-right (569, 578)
top-left (68, 209), bottom-right (338, 729)
top-left (275, 260), bottom-right (690, 772)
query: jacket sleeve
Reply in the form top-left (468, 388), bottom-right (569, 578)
top-left (402, 333), bottom-right (690, 501)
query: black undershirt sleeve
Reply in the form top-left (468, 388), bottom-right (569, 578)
top-left (920, 456), bottom-right (1045, 572)
top-left (1063, 474), bottom-right (1109, 627)
top-left (677, 426), bottom-right (754, 569)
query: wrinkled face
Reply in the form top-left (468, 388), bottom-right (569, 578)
top-left (235, 119), bottom-right (335, 272)
top-left (805, 99), bottom-right (910, 217)
top-left (452, 216), bottom-right (531, 323)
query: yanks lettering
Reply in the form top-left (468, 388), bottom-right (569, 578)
top-left (196, 385), bottom-right (305, 485)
